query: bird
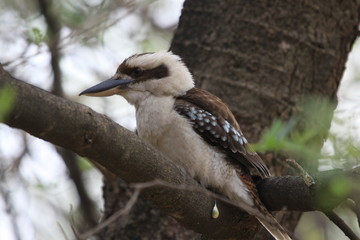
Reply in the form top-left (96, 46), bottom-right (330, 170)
top-left (80, 51), bottom-right (292, 240)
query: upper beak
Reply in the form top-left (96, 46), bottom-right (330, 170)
top-left (79, 77), bottom-right (132, 97)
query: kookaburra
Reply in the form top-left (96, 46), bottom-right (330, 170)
top-left (80, 51), bottom-right (291, 240)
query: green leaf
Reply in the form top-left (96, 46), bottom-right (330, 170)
top-left (0, 85), bottom-right (16, 122)
top-left (328, 176), bottom-right (351, 198)
top-left (77, 157), bottom-right (94, 172)
top-left (254, 96), bottom-right (335, 163)
top-left (29, 27), bottom-right (46, 45)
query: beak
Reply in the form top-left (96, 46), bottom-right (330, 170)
top-left (79, 77), bottom-right (132, 97)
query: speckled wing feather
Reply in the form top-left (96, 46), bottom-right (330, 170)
top-left (175, 88), bottom-right (270, 178)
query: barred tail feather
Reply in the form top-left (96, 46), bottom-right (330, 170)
top-left (256, 217), bottom-right (292, 240)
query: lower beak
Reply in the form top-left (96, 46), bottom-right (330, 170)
top-left (79, 77), bottom-right (132, 97)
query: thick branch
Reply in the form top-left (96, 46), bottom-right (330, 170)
top-left (0, 67), bottom-right (359, 239)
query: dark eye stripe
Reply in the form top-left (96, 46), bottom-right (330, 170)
top-left (130, 68), bottom-right (144, 78)
top-left (117, 63), bottom-right (169, 82)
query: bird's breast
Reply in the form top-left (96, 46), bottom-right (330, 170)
top-left (135, 96), bottom-right (226, 184)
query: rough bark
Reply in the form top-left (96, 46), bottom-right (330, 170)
top-left (171, 0), bottom-right (358, 169)
top-left (170, 0), bottom-right (359, 238)
top-left (1, 67), bottom-right (360, 239)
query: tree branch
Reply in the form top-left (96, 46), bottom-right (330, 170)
top-left (0, 67), bottom-right (359, 239)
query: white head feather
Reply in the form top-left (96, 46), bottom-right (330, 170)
top-left (123, 51), bottom-right (194, 97)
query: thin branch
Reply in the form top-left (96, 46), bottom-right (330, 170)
top-left (60, 2), bottom-right (137, 47)
top-left (348, 198), bottom-right (360, 229)
top-left (286, 158), bottom-right (315, 186)
top-left (0, 171), bottom-right (22, 240)
top-left (325, 211), bottom-right (360, 240)
top-left (37, 0), bottom-right (63, 96)
top-left (3, 2), bottom-right (137, 69)
top-left (57, 148), bottom-right (100, 226)
top-left (9, 132), bottom-right (28, 172)
top-left (356, 201), bottom-right (360, 229)
top-left (78, 188), bottom-right (140, 240)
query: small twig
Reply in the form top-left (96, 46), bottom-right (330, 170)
top-left (286, 158), bottom-right (315, 186)
top-left (325, 211), bottom-right (360, 240)
top-left (347, 199), bottom-right (360, 229)
top-left (9, 133), bottom-right (28, 172)
top-left (356, 200), bottom-right (360, 229)
top-left (0, 164), bottom-right (23, 240)
top-left (69, 205), bottom-right (81, 240)
top-left (78, 188), bottom-right (140, 239)
top-left (60, 2), bottom-right (137, 48)
top-left (57, 221), bottom-right (70, 240)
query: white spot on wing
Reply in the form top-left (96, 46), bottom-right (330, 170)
top-left (232, 134), bottom-right (239, 142)
top-left (223, 121), bottom-right (230, 133)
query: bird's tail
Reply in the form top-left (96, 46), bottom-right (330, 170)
top-left (256, 217), bottom-right (292, 240)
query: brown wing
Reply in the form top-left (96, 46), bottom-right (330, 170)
top-left (175, 88), bottom-right (270, 178)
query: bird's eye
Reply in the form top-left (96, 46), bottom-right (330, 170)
top-left (131, 68), bottom-right (144, 78)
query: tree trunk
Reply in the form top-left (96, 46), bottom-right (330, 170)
top-left (170, 0), bottom-right (359, 239)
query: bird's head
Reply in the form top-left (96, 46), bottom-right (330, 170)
top-left (80, 51), bottom-right (194, 105)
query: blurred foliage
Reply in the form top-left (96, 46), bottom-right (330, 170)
top-left (328, 176), bottom-right (351, 198)
top-left (255, 96), bottom-right (336, 165)
top-left (326, 131), bottom-right (360, 170)
top-left (0, 85), bottom-right (16, 122)
top-left (28, 27), bottom-right (46, 45)
top-left (255, 94), bottom-right (360, 223)
top-left (54, 1), bottom-right (88, 27)
top-left (312, 169), bottom-right (354, 210)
